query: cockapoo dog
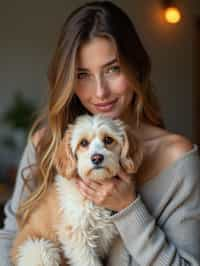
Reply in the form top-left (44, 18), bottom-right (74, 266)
top-left (11, 114), bottom-right (142, 266)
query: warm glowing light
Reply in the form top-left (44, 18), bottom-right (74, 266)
top-left (165, 7), bottom-right (181, 24)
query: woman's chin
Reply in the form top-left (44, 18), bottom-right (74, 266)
top-left (93, 109), bottom-right (121, 119)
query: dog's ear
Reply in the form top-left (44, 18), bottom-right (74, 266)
top-left (54, 125), bottom-right (77, 179)
top-left (120, 126), bottom-right (143, 174)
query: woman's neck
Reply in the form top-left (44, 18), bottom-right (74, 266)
top-left (119, 107), bottom-right (136, 128)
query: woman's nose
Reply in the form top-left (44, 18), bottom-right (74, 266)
top-left (95, 76), bottom-right (109, 99)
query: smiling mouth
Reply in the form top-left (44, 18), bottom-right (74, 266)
top-left (95, 99), bottom-right (117, 106)
top-left (94, 99), bottom-right (118, 111)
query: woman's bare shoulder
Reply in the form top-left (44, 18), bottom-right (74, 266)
top-left (153, 133), bottom-right (194, 173)
top-left (142, 122), bottom-right (193, 161)
top-left (160, 133), bottom-right (193, 161)
top-left (138, 133), bottom-right (193, 186)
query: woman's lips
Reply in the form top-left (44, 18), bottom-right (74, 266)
top-left (94, 99), bottom-right (118, 112)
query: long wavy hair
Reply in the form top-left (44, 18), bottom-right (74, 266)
top-left (17, 1), bottom-right (164, 227)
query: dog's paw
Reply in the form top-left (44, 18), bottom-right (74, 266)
top-left (16, 238), bottom-right (61, 266)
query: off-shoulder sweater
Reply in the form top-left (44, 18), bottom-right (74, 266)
top-left (0, 141), bottom-right (200, 266)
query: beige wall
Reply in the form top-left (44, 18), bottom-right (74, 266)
top-left (0, 0), bottom-right (199, 140)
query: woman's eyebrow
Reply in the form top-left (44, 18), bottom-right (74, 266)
top-left (77, 58), bottom-right (118, 71)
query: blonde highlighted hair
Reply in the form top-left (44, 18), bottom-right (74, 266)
top-left (17, 1), bottom-right (164, 227)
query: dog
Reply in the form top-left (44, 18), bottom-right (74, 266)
top-left (11, 114), bottom-right (142, 266)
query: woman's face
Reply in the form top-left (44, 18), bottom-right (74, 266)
top-left (74, 37), bottom-right (134, 119)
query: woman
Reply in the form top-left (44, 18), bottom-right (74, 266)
top-left (1, 1), bottom-right (200, 265)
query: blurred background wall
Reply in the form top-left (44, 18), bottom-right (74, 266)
top-left (0, 0), bottom-right (200, 205)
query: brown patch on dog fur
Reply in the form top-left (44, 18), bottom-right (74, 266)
top-left (54, 125), bottom-right (77, 179)
top-left (120, 126), bottom-right (143, 174)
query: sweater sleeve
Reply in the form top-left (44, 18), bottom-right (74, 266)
top-left (110, 151), bottom-right (200, 266)
top-left (0, 141), bottom-right (36, 266)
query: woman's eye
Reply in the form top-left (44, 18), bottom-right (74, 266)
top-left (80, 139), bottom-right (89, 147)
top-left (106, 65), bottom-right (120, 74)
top-left (77, 72), bottom-right (89, 79)
top-left (103, 136), bottom-right (114, 145)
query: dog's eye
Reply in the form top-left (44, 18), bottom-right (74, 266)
top-left (80, 139), bottom-right (89, 147)
top-left (103, 136), bottom-right (114, 145)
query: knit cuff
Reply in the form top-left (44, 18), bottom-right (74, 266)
top-left (110, 195), bottom-right (154, 237)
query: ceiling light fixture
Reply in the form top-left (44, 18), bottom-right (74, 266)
top-left (163, 0), bottom-right (181, 24)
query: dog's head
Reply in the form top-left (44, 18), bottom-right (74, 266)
top-left (54, 114), bottom-right (142, 181)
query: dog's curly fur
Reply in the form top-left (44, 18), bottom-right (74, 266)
top-left (11, 114), bottom-right (142, 266)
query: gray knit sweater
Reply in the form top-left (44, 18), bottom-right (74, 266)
top-left (0, 141), bottom-right (200, 266)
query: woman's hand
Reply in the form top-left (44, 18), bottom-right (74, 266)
top-left (76, 169), bottom-right (137, 212)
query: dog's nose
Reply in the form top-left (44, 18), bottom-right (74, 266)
top-left (91, 153), bottom-right (104, 165)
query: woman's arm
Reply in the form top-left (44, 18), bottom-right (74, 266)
top-left (110, 144), bottom-right (200, 265)
top-left (0, 141), bottom-right (36, 266)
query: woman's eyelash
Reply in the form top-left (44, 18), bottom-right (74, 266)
top-left (107, 65), bottom-right (120, 72)
top-left (77, 72), bottom-right (89, 79)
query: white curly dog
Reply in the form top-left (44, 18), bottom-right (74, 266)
top-left (11, 114), bottom-right (141, 266)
